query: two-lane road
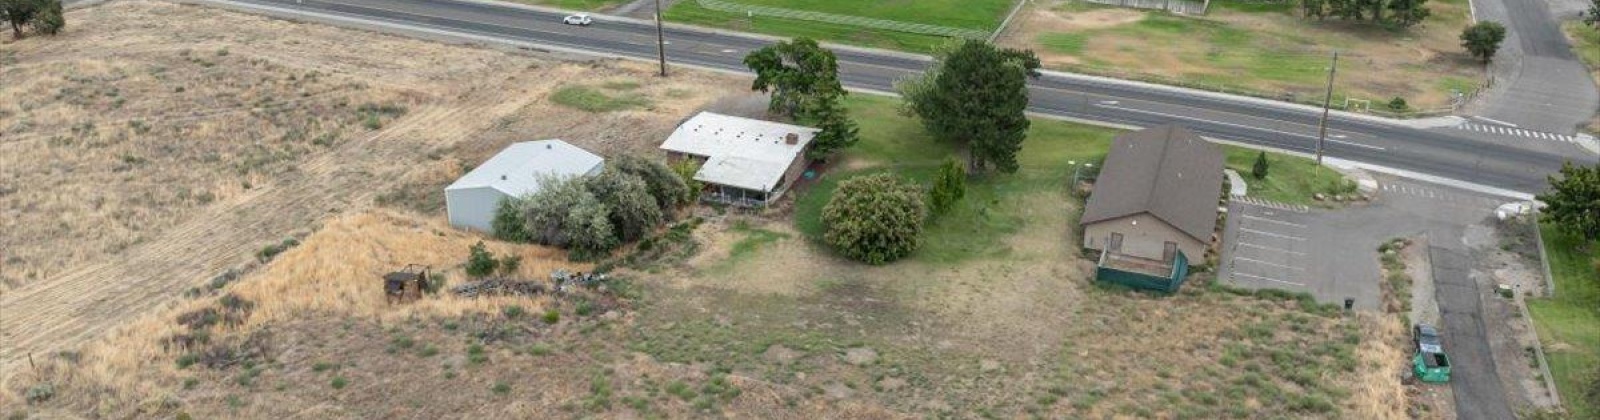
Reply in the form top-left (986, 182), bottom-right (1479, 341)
top-left (207, 0), bottom-right (1595, 194)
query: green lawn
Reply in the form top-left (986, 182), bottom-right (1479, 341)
top-left (794, 95), bottom-right (1347, 263)
top-left (1565, 22), bottom-right (1600, 69)
top-left (1528, 224), bottom-right (1600, 418)
top-left (663, 0), bottom-right (1014, 52)
top-left (1223, 148), bottom-right (1357, 206)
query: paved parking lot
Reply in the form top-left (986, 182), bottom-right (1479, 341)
top-left (1218, 199), bottom-right (1382, 310)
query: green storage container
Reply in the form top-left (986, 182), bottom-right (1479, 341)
top-left (1413, 351), bottom-right (1451, 383)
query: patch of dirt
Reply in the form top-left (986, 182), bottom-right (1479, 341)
top-left (1472, 218), bottom-right (1561, 410)
top-left (0, 0), bottom-right (744, 396)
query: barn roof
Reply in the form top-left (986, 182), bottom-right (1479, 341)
top-left (445, 139), bottom-right (604, 197)
top-left (1080, 125), bottom-right (1224, 242)
top-left (660, 112), bottom-right (819, 191)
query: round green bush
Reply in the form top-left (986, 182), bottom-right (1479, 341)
top-left (822, 173), bottom-right (927, 265)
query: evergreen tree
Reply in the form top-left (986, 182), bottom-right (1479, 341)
top-left (1252, 151), bottom-right (1271, 180)
top-left (899, 39), bottom-right (1040, 174)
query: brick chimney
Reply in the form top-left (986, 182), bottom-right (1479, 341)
top-left (784, 133), bottom-right (799, 145)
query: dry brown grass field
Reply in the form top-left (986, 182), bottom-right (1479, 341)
top-left (3, 1), bottom-right (1414, 418)
top-left (1000, 0), bottom-right (1484, 110)
top-left (0, 0), bottom-right (740, 397)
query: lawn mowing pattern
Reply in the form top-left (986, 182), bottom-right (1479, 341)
top-left (551, 84), bottom-right (652, 112)
top-left (665, 0), bottom-right (1015, 52)
top-left (1528, 224), bottom-right (1600, 418)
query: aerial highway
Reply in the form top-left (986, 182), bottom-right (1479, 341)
top-left (206, 0), bottom-right (1598, 196)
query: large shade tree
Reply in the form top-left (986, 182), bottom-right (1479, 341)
top-left (744, 37), bottom-right (845, 119)
top-left (1536, 162), bottom-right (1600, 242)
top-left (899, 39), bottom-right (1040, 174)
top-left (1461, 21), bottom-right (1507, 63)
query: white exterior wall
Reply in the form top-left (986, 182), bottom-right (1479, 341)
top-left (446, 187), bottom-right (511, 233)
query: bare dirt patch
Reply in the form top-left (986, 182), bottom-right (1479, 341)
top-left (0, 0), bottom-right (743, 391)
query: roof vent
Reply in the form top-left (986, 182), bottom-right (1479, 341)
top-left (785, 133), bottom-right (799, 145)
top-left (501, 175), bottom-right (507, 181)
top-left (546, 143), bottom-right (552, 149)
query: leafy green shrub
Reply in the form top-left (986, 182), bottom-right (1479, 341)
top-left (25, 382), bottom-right (54, 403)
top-left (465, 241), bottom-right (498, 278)
top-left (1387, 97), bottom-right (1408, 111)
top-left (928, 159), bottom-right (966, 216)
top-left (610, 155), bottom-right (692, 211)
top-left (822, 174), bottom-right (927, 265)
top-left (491, 198), bottom-right (530, 242)
top-left (330, 376), bottom-right (348, 389)
top-left (542, 309), bottom-right (561, 324)
top-left (586, 169), bottom-right (664, 243)
top-left (520, 176), bottom-right (618, 260)
top-left (492, 381), bottom-right (511, 395)
top-left (502, 305), bottom-right (525, 319)
top-left (1251, 151), bottom-right (1270, 180)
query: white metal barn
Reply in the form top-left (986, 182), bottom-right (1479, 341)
top-left (445, 139), bottom-right (604, 232)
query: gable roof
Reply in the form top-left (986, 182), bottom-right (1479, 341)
top-left (660, 112), bottom-right (819, 191)
top-left (445, 139), bottom-right (604, 197)
top-left (1080, 125), bottom-right (1224, 242)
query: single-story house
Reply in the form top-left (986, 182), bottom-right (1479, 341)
top-left (1081, 124), bottom-right (1224, 266)
top-left (660, 111), bottom-right (820, 207)
top-left (445, 139), bottom-right (604, 232)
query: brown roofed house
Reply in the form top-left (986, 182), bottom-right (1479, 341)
top-left (1081, 125), bottom-right (1224, 267)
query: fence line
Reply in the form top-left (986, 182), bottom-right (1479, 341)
top-left (695, 0), bottom-right (990, 38)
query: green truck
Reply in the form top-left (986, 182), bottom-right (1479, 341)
top-left (1412, 324), bottom-right (1451, 383)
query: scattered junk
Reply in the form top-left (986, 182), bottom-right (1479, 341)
top-left (450, 269), bottom-right (608, 298)
top-left (451, 278), bottom-right (548, 298)
top-left (383, 264), bottom-right (431, 304)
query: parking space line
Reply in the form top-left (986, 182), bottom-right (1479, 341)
top-left (1237, 242), bottom-right (1307, 256)
top-left (1233, 272), bottom-right (1305, 286)
top-left (1235, 256), bottom-right (1306, 271)
top-left (1239, 227), bottom-right (1307, 241)
top-left (1239, 213), bottom-right (1306, 228)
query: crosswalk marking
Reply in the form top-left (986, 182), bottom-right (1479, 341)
top-left (1380, 182), bottom-right (1502, 206)
top-left (1230, 195), bottom-right (1310, 213)
top-left (1451, 123), bottom-right (1579, 143)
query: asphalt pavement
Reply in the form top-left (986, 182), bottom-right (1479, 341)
top-left (188, 0), bottom-right (1596, 197)
top-left (1468, 0), bottom-right (1600, 134)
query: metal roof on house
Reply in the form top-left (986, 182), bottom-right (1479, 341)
top-left (1080, 125), bottom-right (1225, 242)
top-left (445, 139), bottom-right (604, 197)
top-left (660, 112), bottom-right (819, 191)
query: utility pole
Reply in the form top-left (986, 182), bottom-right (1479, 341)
top-left (654, 0), bottom-right (668, 77)
top-left (1315, 51), bottom-right (1338, 166)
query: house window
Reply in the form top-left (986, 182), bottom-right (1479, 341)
top-left (1163, 242), bottom-right (1178, 263)
top-left (1108, 233), bottom-right (1124, 253)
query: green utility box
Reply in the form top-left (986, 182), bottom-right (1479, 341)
top-left (1413, 351), bottom-right (1451, 383)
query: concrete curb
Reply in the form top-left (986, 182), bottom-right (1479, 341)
top-left (1515, 291), bottom-right (1564, 409)
top-left (1532, 218), bottom-right (1556, 297)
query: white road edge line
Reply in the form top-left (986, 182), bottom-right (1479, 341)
top-left (1095, 104), bottom-right (1386, 151)
top-left (1234, 256), bottom-right (1306, 271)
top-left (1237, 242), bottom-right (1308, 256)
top-left (1239, 214), bottom-right (1307, 228)
top-left (1233, 272), bottom-right (1306, 286)
top-left (1239, 227), bottom-right (1308, 241)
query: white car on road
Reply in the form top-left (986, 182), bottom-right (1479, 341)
top-left (563, 14), bottom-right (593, 26)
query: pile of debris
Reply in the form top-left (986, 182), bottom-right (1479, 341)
top-left (450, 269), bottom-right (610, 298)
top-left (450, 278), bottom-right (548, 298)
